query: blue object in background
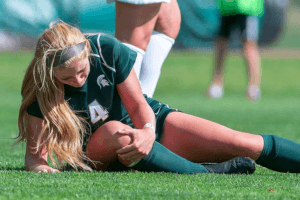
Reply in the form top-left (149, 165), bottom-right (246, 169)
top-left (0, 0), bottom-right (56, 37)
top-left (0, 0), bottom-right (289, 49)
top-left (80, 1), bottom-right (115, 35)
top-left (175, 0), bottom-right (221, 49)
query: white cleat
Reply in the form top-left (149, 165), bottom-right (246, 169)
top-left (208, 85), bottom-right (224, 99)
top-left (247, 85), bottom-right (261, 101)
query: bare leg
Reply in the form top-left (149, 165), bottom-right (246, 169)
top-left (115, 2), bottom-right (161, 51)
top-left (160, 112), bottom-right (264, 163)
top-left (154, 0), bottom-right (181, 38)
top-left (86, 120), bottom-right (256, 174)
top-left (243, 40), bottom-right (261, 100)
top-left (137, 0), bottom-right (180, 97)
top-left (211, 37), bottom-right (228, 87)
top-left (115, 2), bottom-right (161, 95)
top-left (115, 0), bottom-right (180, 51)
top-left (86, 121), bottom-right (133, 171)
top-left (115, 1), bottom-right (180, 97)
top-left (208, 37), bottom-right (228, 99)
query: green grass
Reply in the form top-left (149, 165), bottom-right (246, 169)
top-left (1, 50), bottom-right (300, 199)
top-left (276, 6), bottom-right (300, 48)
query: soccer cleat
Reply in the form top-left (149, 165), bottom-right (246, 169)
top-left (208, 84), bottom-right (224, 99)
top-left (202, 157), bottom-right (256, 174)
top-left (247, 85), bottom-right (261, 100)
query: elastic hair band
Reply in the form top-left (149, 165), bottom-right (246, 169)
top-left (46, 42), bottom-right (85, 68)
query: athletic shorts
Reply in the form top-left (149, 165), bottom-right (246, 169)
top-left (127, 96), bottom-right (179, 142)
top-left (107, 96), bottom-right (178, 143)
top-left (219, 14), bottom-right (259, 42)
top-left (107, 0), bottom-right (170, 4)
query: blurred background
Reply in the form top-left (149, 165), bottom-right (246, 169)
top-left (0, 0), bottom-right (299, 50)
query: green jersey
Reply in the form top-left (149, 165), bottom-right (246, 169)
top-left (27, 33), bottom-right (178, 146)
top-left (219, 0), bottom-right (264, 16)
top-left (27, 34), bottom-right (137, 133)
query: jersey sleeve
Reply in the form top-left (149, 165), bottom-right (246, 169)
top-left (113, 41), bottom-right (137, 84)
top-left (26, 100), bottom-right (44, 119)
top-left (88, 34), bottom-right (137, 84)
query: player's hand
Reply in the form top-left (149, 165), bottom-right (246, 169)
top-left (26, 164), bottom-right (60, 174)
top-left (116, 128), bottom-right (155, 165)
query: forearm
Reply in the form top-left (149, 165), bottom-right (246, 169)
top-left (25, 116), bottom-right (59, 173)
top-left (25, 145), bottom-right (48, 171)
top-left (116, 101), bottom-right (156, 164)
top-left (128, 101), bottom-right (156, 130)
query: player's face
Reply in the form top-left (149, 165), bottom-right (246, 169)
top-left (54, 57), bottom-right (90, 87)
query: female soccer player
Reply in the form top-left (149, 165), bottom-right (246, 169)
top-left (17, 22), bottom-right (300, 174)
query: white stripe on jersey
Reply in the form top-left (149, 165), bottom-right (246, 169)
top-left (96, 34), bottom-right (116, 73)
top-left (90, 53), bottom-right (100, 58)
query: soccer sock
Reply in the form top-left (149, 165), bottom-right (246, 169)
top-left (256, 134), bottom-right (300, 173)
top-left (131, 141), bottom-right (209, 174)
top-left (122, 43), bottom-right (145, 78)
top-left (139, 31), bottom-right (175, 97)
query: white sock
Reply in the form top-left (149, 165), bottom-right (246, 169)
top-left (139, 31), bottom-right (175, 97)
top-left (122, 43), bottom-right (145, 78)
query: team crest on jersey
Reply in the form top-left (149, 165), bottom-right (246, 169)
top-left (97, 75), bottom-right (110, 89)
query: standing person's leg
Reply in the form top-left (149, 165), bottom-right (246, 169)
top-left (208, 37), bottom-right (228, 99)
top-left (161, 112), bottom-right (300, 173)
top-left (242, 15), bottom-right (261, 100)
top-left (115, 2), bottom-right (162, 78)
top-left (139, 0), bottom-right (181, 97)
top-left (208, 15), bottom-right (233, 99)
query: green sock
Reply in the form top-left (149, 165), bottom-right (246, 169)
top-left (256, 135), bottom-right (300, 173)
top-left (131, 142), bottom-right (209, 174)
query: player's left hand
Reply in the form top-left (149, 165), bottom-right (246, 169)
top-left (116, 128), bottom-right (155, 165)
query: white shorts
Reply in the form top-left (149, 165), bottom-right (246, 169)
top-left (107, 0), bottom-right (170, 4)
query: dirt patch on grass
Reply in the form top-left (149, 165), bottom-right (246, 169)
top-left (179, 48), bottom-right (300, 59)
top-left (259, 48), bottom-right (300, 59)
top-left (226, 48), bottom-right (300, 59)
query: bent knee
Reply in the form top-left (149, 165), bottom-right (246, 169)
top-left (97, 121), bottom-right (133, 149)
top-left (155, 0), bottom-right (181, 38)
top-left (87, 121), bottom-right (133, 167)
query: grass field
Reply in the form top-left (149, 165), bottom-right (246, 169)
top-left (0, 50), bottom-right (300, 199)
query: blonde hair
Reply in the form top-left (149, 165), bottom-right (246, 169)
top-left (16, 21), bottom-right (92, 171)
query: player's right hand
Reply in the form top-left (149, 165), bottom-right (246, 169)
top-left (27, 164), bottom-right (60, 173)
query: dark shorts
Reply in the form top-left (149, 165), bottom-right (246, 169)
top-left (219, 14), bottom-right (259, 41)
top-left (120, 96), bottom-right (179, 142)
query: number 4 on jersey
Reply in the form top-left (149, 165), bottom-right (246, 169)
top-left (88, 100), bottom-right (108, 124)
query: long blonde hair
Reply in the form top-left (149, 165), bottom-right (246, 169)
top-left (17, 21), bottom-right (92, 171)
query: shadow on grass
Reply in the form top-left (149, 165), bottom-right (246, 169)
top-left (0, 166), bottom-right (25, 171)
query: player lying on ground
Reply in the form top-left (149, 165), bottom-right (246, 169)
top-left (16, 22), bottom-right (300, 174)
